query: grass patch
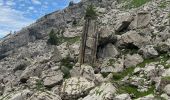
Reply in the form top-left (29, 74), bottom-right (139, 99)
top-left (101, 72), bottom-right (110, 78)
top-left (137, 54), bottom-right (170, 68)
top-left (159, 1), bottom-right (170, 8)
top-left (124, 0), bottom-right (151, 9)
top-left (159, 1), bottom-right (167, 8)
top-left (62, 36), bottom-right (80, 45)
top-left (118, 84), bottom-right (155, 99)
top-left (35, 80), bottom-right (45, 92)
top-left (162, 76), bottom-right (170, 81)
top-left (112, 67), bottom-right (135, 81)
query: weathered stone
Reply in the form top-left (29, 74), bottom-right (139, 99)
top-left (130, 11), bottom-right (151, 29)
top-left (82, 83), bottom-right (116, 100)
top-left (162, 68), bottom-right (170, 77)
top-left (117, 31), bottom-right (150, 48)
top-left (135, 94), bottom-right (155, 100)
top-left (9, 89), bottom-right (33, 100)
top-left (61, 77), bottom-right (95, 100)
top-left (42, 70), bottom-right (63, 87)
top-left (29, 91), bottom-right (62, 100)
top-left (156, 39), bottom-right (170, 53)
top-left (164, 84), bottom-right (170, 96)
top-left (57, 42), bottom-right (71, 59)
top-left (20, 63), bottom-right (45, 83)
top-left (99, 27), bottom-right (117, 45)
top-left (124, 54), bottom-right (143, 68)
top-left (139, 45), bottom-right (158, 59)
top-left (161, 93), bottom-right (170, 100)
top-left (115, 12), bottom-right (133, 32)
top-left (80, 64), bottom-right (95, 81)
top-left (114, 94), bottom-right (131, 100)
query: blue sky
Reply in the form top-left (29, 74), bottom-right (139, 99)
top-left (0, 0), bottom-right (80, 38)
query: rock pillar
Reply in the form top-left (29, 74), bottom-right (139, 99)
top-left (79, 19), bottom-right (98, 66)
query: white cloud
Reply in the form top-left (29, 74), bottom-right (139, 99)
top-left (0, 0), bottom-right (3, 6)
top-left (6, 0), bottom-right (16, 6)
top-left (28, 6), bottom-right (34, 10)
top-left (31, 0), bottom-right (41, 5)
top-left (0, 6), bottom-right (34, 37)
top-left (68, 0), bottom-right (81, 3)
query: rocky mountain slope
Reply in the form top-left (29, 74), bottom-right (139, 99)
top-left (0, 0), bottom-right (170, 100)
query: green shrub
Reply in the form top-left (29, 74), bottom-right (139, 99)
top-left (35, 80), bottom-right (45, 92)
top-left (48, 29), bottom-right (59, 45)
top-left (85, 4), bottom-right (97, 19)
top-left (112, 67), bottom-right (134, 81)
top-left (60, 56), bottom-right (74, 79)
top-left (72, 19), bottom-right (77, 26)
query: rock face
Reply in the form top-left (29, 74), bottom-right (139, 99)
top-left (0, 0), bottom-right (170, 100)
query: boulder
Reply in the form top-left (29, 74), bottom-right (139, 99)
top-left (69, 41), bottom-right (80, 57)
top-left (57, 42), bottom-right (71, 59)
top-left (138, 45), bottom-right (158, 59)
top-left (115, 12), bottom-right (133, 32)
top-left (124, 54), bottom-right (143, 68)
top-left (156, 39), bottom-right (170, 53)
top-left (20, 63), bottom-right (45, 83)
top-left (99, 27), bottom-right (117, 45)
top-left (42, 70), bottom-right (63, 88)
top-left (117, 31), bottom-right (150, 48)
top-left (135, 94), bottom-right (155, 100)
top-left (29, 91), bottom-right (62, 100)
top-left (9, 89), bottom-right (33, 100)
top-left (162, 68), bottom-right (170, 77)
top-left (101, 58), bottom-right (124, 73)
top-left (80, 64), bottom-right (95, 81)
top-left (164, 84), bottom-right (170, 96)
top-left (98, 43), bottom-right (119, 59)
top-left (130, 11), bottom-right (151, 29)
top-left (114, 94), bottom-right (131, 100)
top-left (82, 83), bottom-right (116, 100)
top-left (161, 93), bottom-right (170, 100)
top-left (60, 77), bottom-right (95, 100)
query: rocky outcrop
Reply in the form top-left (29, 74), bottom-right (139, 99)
top-left (0, 0), bottom-right (170, 100)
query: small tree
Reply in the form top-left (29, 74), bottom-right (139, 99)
top-left (85, 4), bottom-right (97, 19)
top-left (48, 29), bottom-right (58, 45)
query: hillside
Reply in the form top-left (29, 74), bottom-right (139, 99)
top-left (0, 0), bottom-right (170, 100)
